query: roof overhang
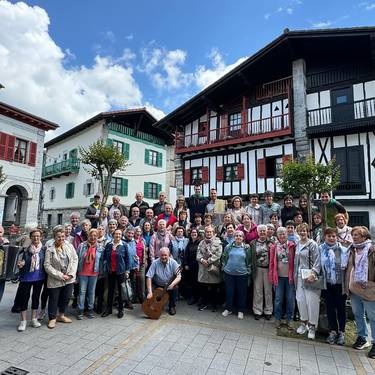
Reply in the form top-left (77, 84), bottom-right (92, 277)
top-left (154, 26), bottom-right (375, 133)
top-left (0, 101), bottom-right (58, 131)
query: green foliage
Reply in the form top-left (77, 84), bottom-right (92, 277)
top-left (79, 140), bottom-right (128, 208)
top-left (0, 165), bottom-right (6, 185)
top-left (278, 155), bottom-right (341, 230)
top-left (278, 156), bottom-right (341, 197)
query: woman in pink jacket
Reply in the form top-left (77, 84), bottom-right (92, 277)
top-left (236, 213), bottom-right (258, 244)
top-left (269, 226), bottom-right (296, 330)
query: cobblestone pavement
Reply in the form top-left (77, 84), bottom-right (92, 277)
top-left (1, 283), bottom-right (374, 375)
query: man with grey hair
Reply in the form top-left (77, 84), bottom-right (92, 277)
top-left (130, 192), bottom-right (149, 218)
top-left (152, 191), bottom-right (167, 216)
top-left (108, 196), bottom-right (129, 218)
top-left (146, 247), bottom-right (181, 315)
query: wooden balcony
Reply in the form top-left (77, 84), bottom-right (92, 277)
top-left (175, 113), bottom-right (291, 154)
top-left (42, 158), bottom-right (80, 180)
top-left (307, 97), bottom-right (375, 136)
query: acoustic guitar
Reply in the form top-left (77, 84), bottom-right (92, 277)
top-left (142, 273), bottom-right (177, 320)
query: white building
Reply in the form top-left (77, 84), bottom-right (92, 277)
top-left (0, 101), bottom-right (58, 228)
top-left (42, 108), bottom-right (174, 227)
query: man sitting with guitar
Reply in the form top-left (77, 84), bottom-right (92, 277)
top-left (145, 247), bottom-right (181, 316)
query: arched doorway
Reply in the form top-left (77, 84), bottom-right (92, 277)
top-left (2, 185), bottom-right (28, 227)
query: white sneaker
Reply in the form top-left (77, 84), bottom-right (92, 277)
top-left (238, 312), bottom-right (244, 320)
top-left (296, 323), bottom-right (308, 335)
top-left (308, 326), bottom-right (316, 340)
top-left (31, 319), bottom-right (41, 328)
top-left (17, 320), bottom-right (27, 332)
top-left (222, 309), bottom-right (232, 317)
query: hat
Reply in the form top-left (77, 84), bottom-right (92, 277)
top-left (94, 194), bottom-right (101, 199)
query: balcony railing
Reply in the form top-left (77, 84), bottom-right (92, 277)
top-left (42, 158), bottom-right (80, 179)
top-left (176, 113), bottom-right (291, 153)
top-left (307, 97), bottom-right (375, 132)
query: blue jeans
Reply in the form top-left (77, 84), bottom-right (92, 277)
top-left (224, 273), bottom-right (248, 313)
top-left (351, 292), bottom-right (375, 344)
top-left (78, 275), bottom-right (98, 311)
top-left (274, 277), bottom-right (295, 321)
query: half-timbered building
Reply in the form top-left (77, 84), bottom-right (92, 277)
top-left (155, 27), bottom-right (375, 234)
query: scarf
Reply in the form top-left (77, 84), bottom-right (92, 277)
top-left (29, 243), bottom-right (42, 272)
top-left (352, 240), bottom-right (371, 284)
top-left (320, 242), bottom-right (338, 284)
top-left (337, 225), bottom-right (352, 242)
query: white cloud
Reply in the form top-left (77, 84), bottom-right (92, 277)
top-left (140, 47), bottom-right (193, 90)
top-left (125, 34), bottom-right (134, 40)
top-left (144, 102), bottom-right (166, 120)
top-left (358, 1), bottom-right (375, 9)
top-left (286, 7), bottom-right (293, 14)
top-left (311, 20), bottom-right (333, 28)
top-left (194, 48), bottom-right (247, 89)
top-left (264, 13), bottom-right (271, 20)
top-left (0, 1), bottom-right (144, 139)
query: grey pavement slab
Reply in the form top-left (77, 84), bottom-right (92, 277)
top-left (1, 283), bottom-right (375, 375)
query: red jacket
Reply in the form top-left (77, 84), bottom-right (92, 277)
top-left (236, 224), bottom-right (258, 244)
top-left (154, 213), bottom-right (178, 231)
top-left (269, 240), bottom-right (295, 286)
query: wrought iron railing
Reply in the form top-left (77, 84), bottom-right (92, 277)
top-left (42, 158), bottom-right (80, 179)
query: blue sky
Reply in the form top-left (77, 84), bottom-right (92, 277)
top-left (1, 0), bottom-right (374, 136)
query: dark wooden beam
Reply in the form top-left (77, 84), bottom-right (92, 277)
top-left (202, 95), bottom-right (221, 112)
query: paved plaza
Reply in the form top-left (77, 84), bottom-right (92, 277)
top-left (0, 283), bottom-right (374, 375)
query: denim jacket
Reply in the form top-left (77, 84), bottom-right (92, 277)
top-left (77, 241), bottom-right (104, 274)
top-left (103, 242), bottom-right (130, 275)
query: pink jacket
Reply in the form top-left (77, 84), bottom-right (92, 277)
top-left (269, 240), bottom-right (295, 286)
top-left (236, 224), bottom-right (258, 244)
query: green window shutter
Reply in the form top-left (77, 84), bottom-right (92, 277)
top-left (123, 143), bottom-right (130, 160)
top-left (157, 152), bottom-right (163, 167)
top-left (144, 181), bottom-right (149, 198)
top-left (157, 184), bottom-right (162, 195)
top-left (144, 149), bottom-right (150, 165)
top-left (70, 182), bottom-right (75, 198)
top-left (121, 178), bottom-right (128, 196)
top-left (65, 182), bottom-right (75, 199)
top-left (107, 138), bottom-right (113, 147)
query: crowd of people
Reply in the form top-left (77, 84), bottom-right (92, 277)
top-left (0, 187), bottom-right (374, 359)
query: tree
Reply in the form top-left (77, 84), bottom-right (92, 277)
top-left (0, 165), bottom-right (5, 185)
top-left (278, 155), bottom-right (341, 231)
top-left (79, 140), bottom-right (128, 210)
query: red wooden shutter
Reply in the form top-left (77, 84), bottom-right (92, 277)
top-left (201, 167), bottom-right (209, 183)
top-left (220, 114), bottom-right (228, 139)
top-left (282, 154), bottom-right (293, 164)
top-left (6, 135), bottom-right (15, 161)
top-left (257, 158), bottom-right (266, 178)
top-left (183, 169), bottom-right (191, 185)
top-left (0, 132), bottom-right (7, 160)
top-left (28, 142), bottom-right (37, 166)
top-left (216, 166), bottom-right (224, 181)
top-left (237, 164), bottom-right (245, 180)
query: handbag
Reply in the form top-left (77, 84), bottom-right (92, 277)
top-left (120, 278), bottom-right (133, 301)
top-left (301, 245), bottom-right (324, 290)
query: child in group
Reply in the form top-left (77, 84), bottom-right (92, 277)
top-left (320, 228), bottom-right (348, 345)
top-left (285, 220), bottom-right (299, 243)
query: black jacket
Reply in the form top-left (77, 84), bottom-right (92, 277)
top-left (130, 201), bottom-right (150, 218)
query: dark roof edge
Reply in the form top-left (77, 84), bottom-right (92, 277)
top-left (154, 26), bottom-right (375, 131)
top-left (44, 108), bottom-right (162, 148)
top-left (0, 101), bottom-right (59, 130)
